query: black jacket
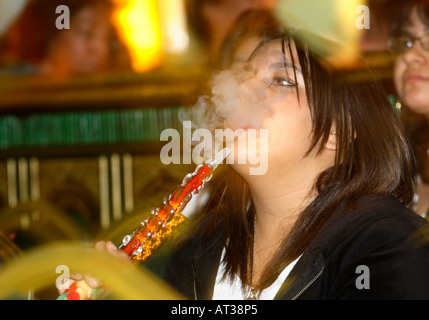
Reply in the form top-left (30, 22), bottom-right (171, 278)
top-left (164, 194), bottom-right (429, 299)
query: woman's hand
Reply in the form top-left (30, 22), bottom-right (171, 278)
top-left (58, 240), bottom-right (130, 299)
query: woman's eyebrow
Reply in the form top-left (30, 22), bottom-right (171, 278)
top-left (398, 30), bottom-right (413, 37)
top-left (398, 26), bottom-right (421, 37)
top-left (268, 61), bottom-right (302, 74)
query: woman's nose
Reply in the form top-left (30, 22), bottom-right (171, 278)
top-left (401, 42), bottom-right (428, 66)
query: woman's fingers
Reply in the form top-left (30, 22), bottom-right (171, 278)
top-left (95, 240), bottom-right (130, 262)
top-left (94, 240), bottom-right (108, 251)
top-left (83, 274), bottom-right (101, 289)
top-left (107, 241), bottom-right (130, 262)
top-left (59, 240), bottom-right (131, 294)
top-left (69, 271), bottom-right (99, 289)
top-left (80, 241), bottom-right (130, 288)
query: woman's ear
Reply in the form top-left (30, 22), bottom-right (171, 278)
top-left (324, 129), bottom-right (338, 151)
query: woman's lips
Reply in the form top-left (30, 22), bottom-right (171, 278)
top-left (405, 72), bottom-right (429, 84)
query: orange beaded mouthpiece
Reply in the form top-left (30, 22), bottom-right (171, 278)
top-left (119, 148), bottom-right (229, 261)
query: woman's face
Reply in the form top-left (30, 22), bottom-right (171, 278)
top-left (394, 9), bottom-right (429, 116)
top-left (46, 4), bottom-right (112, 76)
top-left (225, 39), bottom-right (316, 177)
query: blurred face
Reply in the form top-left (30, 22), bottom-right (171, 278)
top-left (394, 9), bottom-right (429, 117)
top-left (225, 39), bottom-right (316, 178)
top-left (46, 5), bottom-right (112, 76)
top-left (203, 0), bottom-right (277, 57)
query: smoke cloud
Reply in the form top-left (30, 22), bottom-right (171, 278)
top-left (178, 46), bottom-right (290, 166)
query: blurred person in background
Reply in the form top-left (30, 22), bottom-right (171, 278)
top-left (218, 8), bottom-right (285, 69)
top-left (185, 0), bottom-right (277, 67)
top-left (388, 0), bottom-right (429, 218)
top-left (0, 0), bottom-right (131, 78)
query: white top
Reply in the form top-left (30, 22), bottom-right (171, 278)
top-left (212, 248), bottom-right (301, 300)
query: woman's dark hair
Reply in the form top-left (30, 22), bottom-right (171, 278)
top-left (388, 0), bottom-right (429, 37)
top-left (196, 27), bottom-right (416, 291)
top-left (0, 0), bottom-right (128, 69)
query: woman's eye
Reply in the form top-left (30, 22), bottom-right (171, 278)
top-left (272, 77), bottom-right (295, 87)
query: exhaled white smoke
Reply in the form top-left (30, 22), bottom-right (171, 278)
top-left (182, 57), bottom-right (285, 130)
top-left (179, 48), bottom-right (288, 162)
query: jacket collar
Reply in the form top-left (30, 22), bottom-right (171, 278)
top-left (275, 194), bottom-right (403, 299)
top-left (274, 250), bottom-right (324, 300)
top-left (191, 231), bottom-right (325, 300)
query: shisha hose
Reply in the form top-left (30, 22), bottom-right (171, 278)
top-left (58, 148), bottom-right (230, 300)
top-left (119, 148), bottom-right (230, 261)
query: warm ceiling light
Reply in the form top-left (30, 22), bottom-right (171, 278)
top-left (112, 0), bottom-right (163, 73)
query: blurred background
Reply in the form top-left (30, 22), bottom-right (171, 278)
top-left (0, 0), bottom-right (400, 299)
